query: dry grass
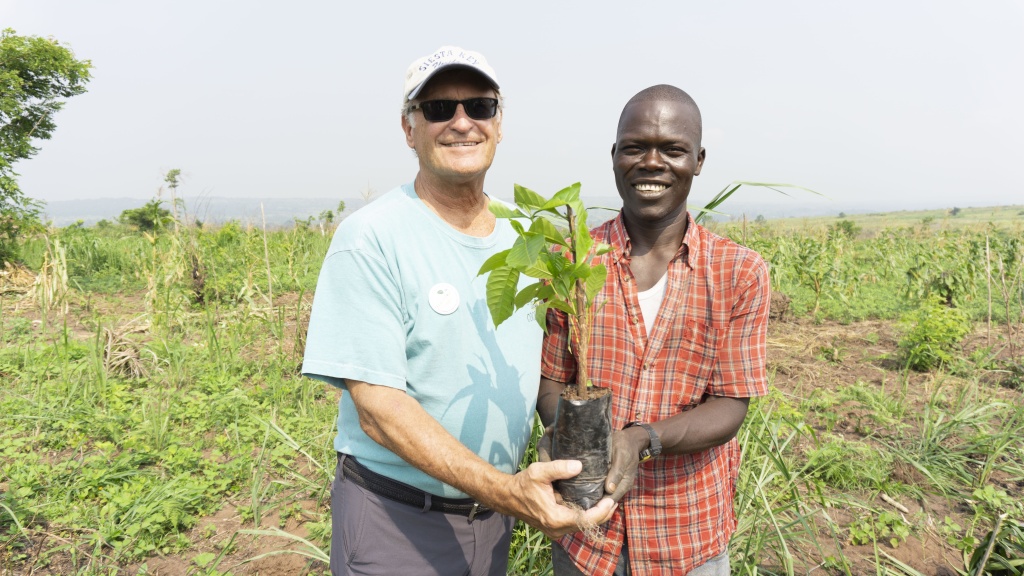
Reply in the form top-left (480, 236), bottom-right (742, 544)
top-left (102, 316), bottom-right (154, 379)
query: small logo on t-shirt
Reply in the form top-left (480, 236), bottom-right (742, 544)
top-left (428, 283), bottom-right (460, 315)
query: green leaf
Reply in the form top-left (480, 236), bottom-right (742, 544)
top-left (193, 553), bottom-right (217, 567)
top-left (514, 282), bottom-right (542, 308)
top-left (551, 275), bottom-right (573, 300)
top-left (507, 232), bottom-right (547, 269)
top-left (573, 261), bottom-right (592, 278)
top-left (522, 261), bottom-right (554, 280)
top-left (513, 184), bottom-right (548, 211)
top-left (693, 181), bottom-right (824, 225)
top-left (547, 299), bottom-right (575, 315)
top-left (573, 217), bottom-right (594, 263)
top-left (542, 251), bottom-right (572, 277)
top-left (489, 202), bottom-right (526, 219)
top-left (585, 264), bottom-right (607, 304)
top-left (529, 217), bottom-right (568, 248)
top-left (541, 182), bottom-right (581, 211)
top-left (477, 249), bottom-right (511, 276)
top-left (535, 302), bottom-right (550, 332)
top-left (536, 284), bottom-right (555, 301)
top-left (594, 242), bottom-right (613, 256)
top-left (509, 219), bottom-right (525, 235)
top-left (486, 266), bottom-right (520, 327)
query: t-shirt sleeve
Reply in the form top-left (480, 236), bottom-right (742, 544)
top-left (301, 248), bottom-right (408, 390)
top-left (541, 307), bottom-right (577, 384)
top-left (709, 253), bottom-right (770, 398)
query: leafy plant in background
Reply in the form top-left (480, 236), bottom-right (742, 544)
top-left (828, 219), bottom-right (862, 240)
top-left (0, 29), bottom-right (91, 263)
top-left (967, 516), bottom-right (1024, 576)
top-left (905, 232), bottom-right (983, 308)
top-left (793, 233), bottom-right (849, 316)
top-left (898, 294), bottom-right (972, 371)
top-left (118, 199), bottom-right (174, 232)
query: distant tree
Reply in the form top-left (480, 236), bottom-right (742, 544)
top-left (838, 212), bottom-right (846, 218)
top-left (754, 214), bottom-right (767, 224)
top-left (164, 168), bottom-right (182, 231)
top-left (828, 219), bottom-right (861, 240)
top-left (0, 29), bottom-right (91, 262)
top-left (119, 199), bottom-right (173, 231)
top-left (949, 207), bottom-right (962, 217)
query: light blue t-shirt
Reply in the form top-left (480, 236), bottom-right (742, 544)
top-left (302, 184), bottom-right (542, 498)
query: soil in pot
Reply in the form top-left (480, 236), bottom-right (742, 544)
top-left (552, 386), bottom-right (613, 510)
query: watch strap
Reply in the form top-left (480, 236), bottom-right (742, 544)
top-left (625, 421), bottom-right (662, 462)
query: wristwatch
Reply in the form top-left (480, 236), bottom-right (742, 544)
top-left (625, 421), bottom-right (662, 462)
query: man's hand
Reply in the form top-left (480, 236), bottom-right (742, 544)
top-left (503, 459), bottom-right (617, 539)
top-left (604, 427), bottom-right (648, 502)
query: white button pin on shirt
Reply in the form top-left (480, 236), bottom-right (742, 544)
top-left (428, 283), bottom-right (460, 315)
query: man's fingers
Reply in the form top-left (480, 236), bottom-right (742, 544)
top-left (606, 471), bottom-right (635, 502)
top-left (527, 459), bottom-right (582, 482)
top-left (580, 497), bottom-right (617, 527)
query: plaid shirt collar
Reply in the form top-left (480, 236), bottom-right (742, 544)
top-left (606, 211), bottom-right (702, 270)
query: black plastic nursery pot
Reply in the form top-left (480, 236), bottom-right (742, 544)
top-left (551, 386), bottom-right (613, 510)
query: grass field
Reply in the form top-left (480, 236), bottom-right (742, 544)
top-left (1, 205), bottom-right (1022, 575)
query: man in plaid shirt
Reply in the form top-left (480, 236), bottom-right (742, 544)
top-left (538, 85), bottom-right (770, 575)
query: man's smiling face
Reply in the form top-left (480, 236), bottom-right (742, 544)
top-left (612, 99), bottom-right (705, 227)
top-left (402, 69), bottom-right (502, 186)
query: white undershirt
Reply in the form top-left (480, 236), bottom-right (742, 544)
top-left (636, 272), bottom-right (668, 335)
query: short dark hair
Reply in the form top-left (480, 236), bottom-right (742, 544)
top-left (618, 84), bottom-right (702, 140)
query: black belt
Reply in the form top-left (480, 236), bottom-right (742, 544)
top-left (340, 454), bottom-right (491, 521)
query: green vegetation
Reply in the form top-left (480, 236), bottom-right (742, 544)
top-left (899, 295), bottom-right (973, 371)
top-left (0, 29), bottom-right (91, 263)
top-left (1, 205), bottom-right (1022, 574)
top-left (117, 199), bottom-right (174, 232)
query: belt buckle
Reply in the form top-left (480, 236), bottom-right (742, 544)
top-left (467, 502), bottom-right (482, 522)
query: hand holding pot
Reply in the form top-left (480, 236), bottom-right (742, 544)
top-left (604, 427), bottom-right (647, 502)
top-left (504, 459), bottom-right (617, 539)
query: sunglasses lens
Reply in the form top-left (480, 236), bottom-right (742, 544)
top-left (416, 98), bottom-right (498, 122)
top-left (420, 100), bottom-right (458, 122)
top-left (464, 98), bottom-right (498, 120)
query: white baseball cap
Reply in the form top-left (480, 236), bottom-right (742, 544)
top-left (403, 46), bottom-right (500, 102)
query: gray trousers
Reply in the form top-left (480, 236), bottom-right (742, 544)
top-left (330, 456), bottom-right (514, 576)
top-left (551, 542), bottom-right (729, 576)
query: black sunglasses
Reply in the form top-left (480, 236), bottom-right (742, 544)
top-left (408, 97), bottom-right (499, 122)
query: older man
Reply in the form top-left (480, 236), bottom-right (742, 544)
top-left (302, 46), bottom-right (615, 576)
top-left (539, 85), bottom-right (770, 575)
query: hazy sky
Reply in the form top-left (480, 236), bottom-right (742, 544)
top-left (4, 0), bottom-right (1023, 216)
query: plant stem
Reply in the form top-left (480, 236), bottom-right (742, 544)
top-left (565, 204), bottom-right (591, 390)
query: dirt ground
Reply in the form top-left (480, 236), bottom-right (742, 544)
top-left (2, 274), bottom-right (1022, 574)
top-left (764, 315), bottom-right (1022, 575)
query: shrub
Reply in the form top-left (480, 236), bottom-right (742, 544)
top-left (119, 199), bottom-right (172, 231)
top-left (828, 219), bottom-right (861, 240)
top-left (898, 295), bottom-right (972, 371)
top-left (803, 435), bottom-right (892, 490)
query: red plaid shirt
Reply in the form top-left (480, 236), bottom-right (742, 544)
top-left (542, 213), bottom-right (769, 576)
